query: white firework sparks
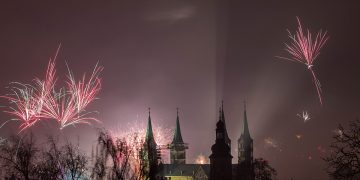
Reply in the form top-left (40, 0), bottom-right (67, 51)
top-left (0, 137), bottom-right (6, 145)
top-left (297, 111), bottom-right (311, 122)
top-left (112, 120), bottom-right (173, 163)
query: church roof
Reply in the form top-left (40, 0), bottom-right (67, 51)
top-left (220, 101), bottom-right (231, 147)
top-left (171, 108), bottom-right (184, 144)
top-left (241, 101), bottom-right (251, 139)
top-left (145, 108), bottom-right (155, 142)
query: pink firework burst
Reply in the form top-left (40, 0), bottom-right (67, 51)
top-left (1, 46), bottom-right (60, 132)
top-left (1, 83), bottom-right (42, 132)
top-left (277, 17), bottom-right (329, 105)
top-left (41, 63), bottom-right (103, 129)
top-left (1, 46), bottom-right (103, 132)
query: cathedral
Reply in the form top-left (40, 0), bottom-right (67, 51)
top-left (143, 102), bottom-right (255, 180)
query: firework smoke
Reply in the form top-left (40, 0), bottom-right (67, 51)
top-left (317, 145), bottom-right (326, 154)
top-left (195, 153), bottom-right (208, 164)
top-left (295, 134), bottom-right (303, 140)
top-left (113, 120), bottom-right (173, 163)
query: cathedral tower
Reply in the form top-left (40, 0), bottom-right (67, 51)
top-left (238, 102), bottom-right (255, 180)
top-left (209, 110), bottom-right (233, 180)
top-left (143, 108), bottom-right (159, 180)
top-left (169, 108), bottom-right (188, 164)
top-left (220, 101), bottom-right (231, 150)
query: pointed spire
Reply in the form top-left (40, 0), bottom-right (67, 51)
top-left (146, 107), bottom-right (155, 141)
top-left (172, 108), bottom-right (184, 144)
top-left (219, 101), bottom-right (231, 148)
top-left (218, 107), bottom-right (222, 121)
top-left (242, 101), bottom-right (251, 138)
top-left (221, 100), bottom-right (225, 122)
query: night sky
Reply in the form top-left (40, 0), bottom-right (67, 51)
top-left (1, 1), bottom-right (360, 179)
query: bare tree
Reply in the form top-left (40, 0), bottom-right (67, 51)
top-left (36, 137), bottom-right (63, 179)
top-left (0, 134), bottom-right (38, 180)
top-left (91, 131), bottom-right (131, 179)
top-left (91, 155), bottom-right (107, 179)
top-left (324, 119), bottom-right (360, 179)
top-left (254, 158), bottom-right (277, 180)
top-left (91, 130), bottom-right (148, 180)
top-left (61, 141), bottom-right (88, 179)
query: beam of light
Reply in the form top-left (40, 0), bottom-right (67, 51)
top-left (297, 111), bottom-right (311, 122)
top-left (277, 17), bottom-right (329, 105)
top-left (194, 153), bottom-right (208, 164)
top-left (1, 45), bottom-right (103, 132)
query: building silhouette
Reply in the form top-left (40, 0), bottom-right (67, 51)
top-left (209, 111), bottom-right (233, 180)
top-left (168, 108), bottom-right (189, 165)
top-left (154, 102), bottom-right (255, 180)
top-left (237, 103), bottom-right (255, 180)
top-left (143, 108), bottom-right (160, 180)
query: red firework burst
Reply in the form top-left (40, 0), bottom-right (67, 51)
top-left (277, 17), bottom-right (329, 105)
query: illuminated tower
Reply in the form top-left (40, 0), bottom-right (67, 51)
top-left (169, 108), bottom-right (188, 164)
top-left (238, 102), bottom-right (255, 180)
top-left (143, 108), bottom-right (159, 180)
top-left (209, 115), bottom-right (233, 180)
top-left (220, 101), bottom-right (231, 150)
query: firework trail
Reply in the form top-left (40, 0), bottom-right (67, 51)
top-left (264, 137), bottom-right (282, 152)
top-left (1, 45), bottom-right (103, 131)
top-left (297, 111), bottom-right (311, 122)
top-left (277, 17), bottom-right (329, 105)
